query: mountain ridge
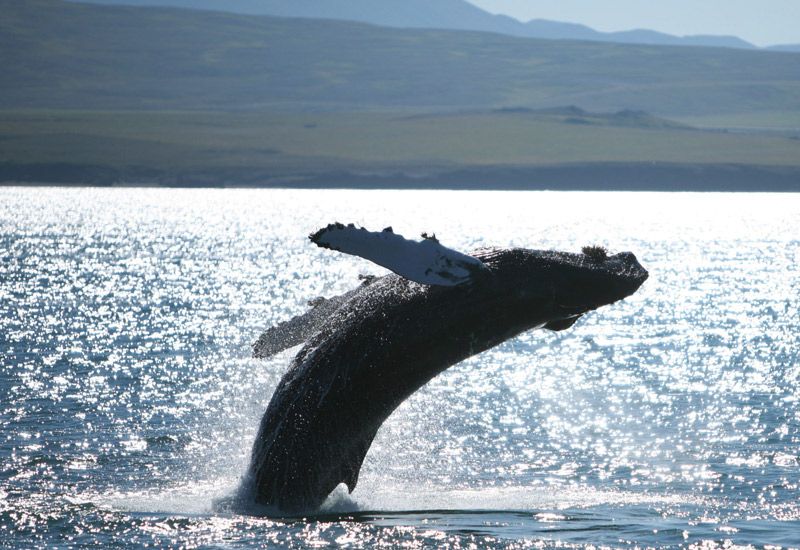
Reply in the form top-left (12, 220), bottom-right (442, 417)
top-left (67, 0), bottom-right (774, 50)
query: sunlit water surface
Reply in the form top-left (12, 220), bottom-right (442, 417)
top-left (1, 188), bottom-right (799, 549)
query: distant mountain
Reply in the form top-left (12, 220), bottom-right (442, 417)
top-left (68, 0), bottom-right (760, 50)
top-left (606, 29), bottom-right (754, 49)
top-left (66, 0), bottom-right (526, 35)
top-left (518, 20), bottom-right (754, 49)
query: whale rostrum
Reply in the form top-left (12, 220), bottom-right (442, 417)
top-left (245, 224), bottom-right (648, 512)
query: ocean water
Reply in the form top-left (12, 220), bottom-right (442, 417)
top-left (1, 188), bottom-right (799, 549)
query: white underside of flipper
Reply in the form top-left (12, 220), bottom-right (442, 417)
top-left (310, 223), bottom-right (488, 286)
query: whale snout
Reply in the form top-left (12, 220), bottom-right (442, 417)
top-left (613, 251), bottom-right (649, 283)
top-left (604, 251), bottom-right (649, 298)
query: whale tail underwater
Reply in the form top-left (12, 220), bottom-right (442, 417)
top-left (244, 224), bottom-right (648, 513)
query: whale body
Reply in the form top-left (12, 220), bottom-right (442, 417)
top-left (244, 242), bottom-right (648, 513)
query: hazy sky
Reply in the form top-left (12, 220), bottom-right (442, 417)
top-left (468, 0), bottom-right (800, 46)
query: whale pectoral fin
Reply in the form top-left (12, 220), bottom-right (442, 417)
top-left (252, 313), bottom-right (317, 359)
top-left (310, 222), bottom-right (488, 287)
top-left (253, 272), bottom-right (382, 359)
top-left (253, 291), bottom-right (353, 359)
top-left (544, 315), bottom-right (582, 332)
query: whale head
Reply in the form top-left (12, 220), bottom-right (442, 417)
top-left (474, 247), bottom-right (648, 331)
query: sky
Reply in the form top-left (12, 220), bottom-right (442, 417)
top-left (467, 0), bottom-right (800, 47)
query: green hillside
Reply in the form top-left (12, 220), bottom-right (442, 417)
top-left (3, 0), bottom-right (800, 117)
top-left (3, 109), bottom-right (799, 188)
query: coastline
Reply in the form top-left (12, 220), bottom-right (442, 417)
top-left (3, 161), bottom-right (799, 191)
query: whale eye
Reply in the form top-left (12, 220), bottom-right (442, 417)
top-left (582, 245), bottom-right (608, 262)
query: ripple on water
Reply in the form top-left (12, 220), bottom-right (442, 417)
top-left (1, 188), bottom-right (799, 548)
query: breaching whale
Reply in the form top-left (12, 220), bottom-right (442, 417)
top-left (245, 224), bottom-right (648, 512)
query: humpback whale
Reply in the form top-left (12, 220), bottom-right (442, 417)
top-left (245, 224), bottom-right (648, 512)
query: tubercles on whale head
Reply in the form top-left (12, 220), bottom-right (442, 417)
top-left (582, 244), bottom-right (608, 263)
